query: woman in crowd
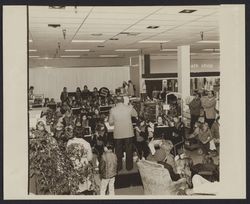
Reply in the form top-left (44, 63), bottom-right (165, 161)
top-left (201, 90), bottom-right (217, 128)
top-left (82, 85), bottom-right (91, 100)
top-left (92, 87), bottom-right (99, 100)
top-left (75, 87), bottom-right (82, 105)
top-left (189, 92), bottom-right (202, 133)
top-left (121, 81), bottom-right (128, 95)
top-left (60, 87), bottom-right (69, 103)
top-left (128, 80), bottom-right (135, 97)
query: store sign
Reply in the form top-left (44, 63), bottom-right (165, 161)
top-left (99, 87), bottom-right (110, 97)
top-left (191, 63), bottom-right (214, 69)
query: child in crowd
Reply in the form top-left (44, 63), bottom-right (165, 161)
top-left (99, 143), bottom-right (117, 195)
top-left (81, 114), bottom-right (89, 128)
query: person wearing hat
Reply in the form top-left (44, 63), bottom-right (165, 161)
top-left (109, 96), bottom-right (138, 171)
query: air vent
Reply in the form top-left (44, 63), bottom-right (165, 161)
top-left (147, 25), bottom-right (159, 29)
top-left (179, 9), bottom-right (197, 13)
top-left (48, 24), bottom-right (61, 28)
top-left (49, 6), bottom-right (66, 9)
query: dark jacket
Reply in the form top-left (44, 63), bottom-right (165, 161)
top-left (189, 98), bottom-right (202, 116)
top-left (60, 92), bottom-right (68, 103)
top-left (99, 152), bottom-right (117, 179)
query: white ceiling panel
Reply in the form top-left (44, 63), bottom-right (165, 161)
top-left (29, 5), bottom-right (220, 61)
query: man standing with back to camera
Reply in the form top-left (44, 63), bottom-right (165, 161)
top-left (109, 96), bottom-right (138, 171)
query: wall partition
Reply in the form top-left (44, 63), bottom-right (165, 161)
top-left (29, 66), bottom-right (130, 100)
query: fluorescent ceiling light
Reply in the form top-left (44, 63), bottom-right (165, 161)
top-left (197, 40), bottom-right (220, 43)
top-left (72, 40), bottom-right (105, 43)
top-left (29, 49), bottom-right (37, 52)
top-left (29, 56), bottom-right (39, 58)
top-left (99, 55), bottom-right (118, 57)
top-left (38, 57), bottom-right (53, 60)
top-left (64, 49), bottom-right (90, 52)
top-left (190, 53), bottom-right (198, 56)
top-left (60, 55), bottom-right (81, 58)
top-left (161, 48), bottom-right (177, 51)
top-left (202, 48), bottom-right (220, 52)
top-left (139, 40), bottom-right (169, 43)
top-left (115, 49), bottom-right (139, 52)
top-left (29, 39), bottom-right (33, 42)
top-left (211, 53), bottom-right (220, 55)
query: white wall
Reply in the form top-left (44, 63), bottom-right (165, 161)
top-left (150, 56), bottom-right (220, 73)
top-left (29, 66), bottom-right (130, 100)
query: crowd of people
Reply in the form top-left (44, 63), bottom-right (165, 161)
top-left (29, 83), bottom-right (220, 195)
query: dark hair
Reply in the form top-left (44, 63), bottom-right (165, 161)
top-left (84, 85), bottom-right (88, 89)
top-left (30, 86), bottom-right (34, 90)
top-left (106, 142), bottom-right (114, 150)
top-left (76, 87), bottom-right (81, 92)
top-left (210, 90), bottom-right (215, 96)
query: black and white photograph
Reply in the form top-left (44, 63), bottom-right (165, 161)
top-left (2, 3), bottom-right (246, 200)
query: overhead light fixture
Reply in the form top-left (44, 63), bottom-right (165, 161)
top-left (99, 55), bottom-right (118, 57)
top-left (190, 53), bottom-right (198, 56)
top-left (60, 55), bottom-right (81, 58)
top-left (139, 40), bottom-right (169, 43)
top-left (179, 9), bottom-right (197, 13)
top-left (48, 24), bottom-right (61, 28)
top-left (29, 39), bottom-right (33, 43)
top-left (109, 38), bottom-right (118, 41)
top-left (197, 40), bottom-right (220, 43)
top-left (211, 53), bottom-right (220, 55)
top-left (29, 56), bottom-right (39, 58)
top-left (115, 49), bottom-right (139, 52)
top-left (29, 49), bottom-right (37, 52)
top-left (64, 49), bottom-right (90, 52)
top-left (202, 48), bottom-right (220, 52)
top-left (91, 33), bottom-right (103, 36)
top-left (147, 25), bottom-right (159, 29)
top-left (119, 32), bottom-right (140, 36)
top-left (72, 40), bottom-right (105, 43)
top-left (161, 48), bottom-right (177, 51)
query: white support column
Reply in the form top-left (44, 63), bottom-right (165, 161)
top-left (177, 45), bottom-right (190, 100)
top-left (219, 5), bottom-right (245, 198)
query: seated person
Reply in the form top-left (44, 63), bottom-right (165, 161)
top-left (171, 116), bottom-right (185, 153)
top-left (73, 115), bottom-right (84, 138)
top-left (188, 118), bottom-right (213, 155)
top-left (81, 114), bottom-right (89, 128)
top-left (210, 116), bottom-right (220, 152)
top-left (147, 140), bottom-right (176, 173)
top-left (134, 119), bottom-right (150, 159)
top-left (91, 122), bottom-right (109, 157)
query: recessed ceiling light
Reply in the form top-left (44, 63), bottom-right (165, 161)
top-left (179, 9), bottom-right (197, 13)
top-left (29, 39), bottom-right (33, 43)
top-left (72, 40), bottom-right (105, 43)
top-left (64, 49), bottom-right (90, 52)
top-left (147, 25), bottom-right (159, 29)
top-left (139, 40), bottom-right (169, 43)
top-left (29, 56), bottom-right (39, 58)
top-left (99, 55), bottom-right (119, 57)
top-left (49, 6), bottom-right (65, 9)
top-left (60, 55), bottom-right (81, 58)
top-left (197, 40), bottom-right (220, 44)
top-left (91, 33), bottom-right (103, 36)
top-left (202, 48), bottom-right (220, 52)
top-left (37, 57), bottom-right (54, 60)
top-left (161, 48), bottom-right (177, 51)
top-left (48, 24), bottom-right (61, 28)
top-left (115, 49), bottom-right (139, 52)
top-left (29, 49), bottom-right (37, 52)
top-left (109, 38), bottom-right (119, 41)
